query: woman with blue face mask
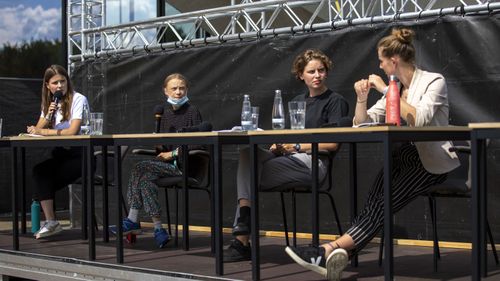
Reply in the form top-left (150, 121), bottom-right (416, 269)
top-left (110, 73), bottom-right (202, 249)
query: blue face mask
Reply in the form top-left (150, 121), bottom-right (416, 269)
top-left (167, 96), bottom-right (189, 106)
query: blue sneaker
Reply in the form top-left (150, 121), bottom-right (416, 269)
top-left (154, 228), bottom-right (170, 248)
top-left (109, 218), bottom-right (142, 236)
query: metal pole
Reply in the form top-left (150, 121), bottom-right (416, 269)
top-left (62, 0), bottom-right (68, 69)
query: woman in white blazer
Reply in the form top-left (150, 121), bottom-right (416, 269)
top-left (285, 28), bottom-right (460, 281)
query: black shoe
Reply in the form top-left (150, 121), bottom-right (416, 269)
top-left (223, 239), bottom-right (251, 262)
top-left (285, 245), bottom-right (327, 276)
top-left (232, 221), bottom-right (250, 236)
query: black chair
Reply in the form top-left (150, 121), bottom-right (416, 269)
top-left (131, 148), bottom-right (212, 248)
top-left (379, 145), bottom-right (499, 272)
top-left (71, 146), bottom-right (130, 241)
top-left (261, 150), bottom-right (343, 247)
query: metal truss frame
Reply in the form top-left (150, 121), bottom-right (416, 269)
top-left (67, 0), bottom-right (499, 65)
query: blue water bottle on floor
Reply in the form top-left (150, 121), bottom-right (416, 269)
top-left (31, 200), bottom-right (40, 233)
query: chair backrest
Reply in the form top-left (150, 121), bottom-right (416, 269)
top-left (428, 143), bottom-right (470, 194)
top-left (93, 146), bottom-right (130, 182)
top-left (185, 150), bottom-right (210, 188)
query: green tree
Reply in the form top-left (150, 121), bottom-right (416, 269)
top-left (0, 40), bottom-right (63, 78)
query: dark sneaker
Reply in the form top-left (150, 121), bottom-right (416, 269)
top-left (285, 245), bottom-right (327, 276)
top-left (232, 221), bottom-right (250, 236)
top-left (154, 228), bottom-right (170, 249)
top-left (109, 218), bottom-right (142, 236)
top-left (326, 248), bottom-right (348, 281)
top-left (223, 239), bottom-right (251, 262)
top-left (35, 221), bottom-right (63, 239)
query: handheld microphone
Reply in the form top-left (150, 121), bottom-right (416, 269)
top-left (53, 90), bottom-right (63, 104)
top-left (154, 105), bottom-right (164, 133)
top-left (48, 91), bottom-right (63, 124)
top-left (178, 121), bottom-right (213, 133)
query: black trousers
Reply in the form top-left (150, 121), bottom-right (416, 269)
top-left (32, 147), bottom-right (83, 201)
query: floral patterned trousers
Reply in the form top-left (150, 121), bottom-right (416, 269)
top-left (126, 160), bottom-right (181, 217)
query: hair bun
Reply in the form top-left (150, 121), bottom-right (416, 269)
top-left (392, 28), bottom-right (414, 44)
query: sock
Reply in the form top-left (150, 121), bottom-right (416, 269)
top-left (153, 221), bottom-right (163, 231)
top-left (47, 220), bottom-right (58, 226)
top-left (237, 206), bottom-right (251, 224)
top-left (127, 209), bottom-right (139, 223)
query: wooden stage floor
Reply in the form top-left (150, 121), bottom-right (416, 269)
top-left (1, 221), bottom-right (500, 281)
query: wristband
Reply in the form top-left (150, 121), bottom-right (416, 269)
top-left (382, 86), bottom-right (389, 95)
top-left (171, 149), bottom-right (177, 159)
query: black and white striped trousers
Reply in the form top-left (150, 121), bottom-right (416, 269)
top-left (345, 143), bottom-right (447, 253)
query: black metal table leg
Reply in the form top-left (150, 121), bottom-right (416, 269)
top-left (214, 143), bottom-right (223, 275)
top-left (349, 143), bottom-right (358, 267)
top-left (21, 147), bottom-right (27, 234)
top-left (114, 144), bottom-right (124, 264)
top-left (81, 147), bottom-right (88, 240)
top-left (11, 147), bottom-right (19, 250)
top-left (102, 145), bottom-right (109, 242)
top-left (87, 145), bottom-right (96, 260)
top-left (182, 145), bottom-right (189, 251)
top-left (311, 143), bottom-right (319, 246)
top-left (383, 137), bottom-right (393, 281)
top-left (250, 143), bottom-right (260, 281)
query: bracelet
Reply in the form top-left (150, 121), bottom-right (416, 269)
top-left (382, 86), bottom-right (389, 95)
top-left (357, 99), bottom-right (367, 103)
top-left (171, 149), bottom-right (177, 159)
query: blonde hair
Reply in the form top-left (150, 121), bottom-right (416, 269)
top-left (377, 28), bottom-right (416, 64)
top-left (163, 73), bottom-right (190, 88)
top-left (291, 49), bottom-right (332, 80)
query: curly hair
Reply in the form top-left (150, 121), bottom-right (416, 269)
top-left (291, 49), bottom-right (332, 80)
top-left (377, 28), bottom-right (416, 64)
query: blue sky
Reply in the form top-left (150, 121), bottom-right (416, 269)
top-left (0, 0), bottom-right (61, 46)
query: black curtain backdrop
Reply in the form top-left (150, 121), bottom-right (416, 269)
top-left (0, 78), bottom-right (70, 214)
top-left (66, 14), bottom-right (500, 242)
top-left (1, 14), bottom-right (499, 243)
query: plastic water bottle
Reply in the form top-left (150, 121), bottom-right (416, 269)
top-left (81, 103), bottom-right (91, 135)
top-left (385, 75), bottom-right (401, 126)
top-left (272, 90), bottom-right (285, 129)
top-left (31, 200), bottom-right (40, 233)
top-left (241, 94), bottom-right (253, 131)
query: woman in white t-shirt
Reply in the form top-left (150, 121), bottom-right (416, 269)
top-left (26, 64), bottom-right (90, 239)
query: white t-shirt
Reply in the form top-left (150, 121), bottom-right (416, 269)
top-left (40, 92), bottom-right (89, 134)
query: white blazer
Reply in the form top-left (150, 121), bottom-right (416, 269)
top-left (363, 68), bottom-right (460, 174)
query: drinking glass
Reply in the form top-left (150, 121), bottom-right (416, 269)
top-left (251, 106), bottom-right (259, 130)
top-left (90, 112), bottom-right (104, 135)
top-left (288, 101), bottom-right (306, 130)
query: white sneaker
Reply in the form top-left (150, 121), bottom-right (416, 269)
top-left (35, 221), bottom-right (63, 239)
top-left (325, 248), bottom-right (348, 281)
